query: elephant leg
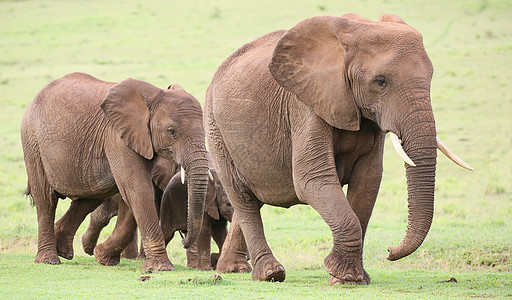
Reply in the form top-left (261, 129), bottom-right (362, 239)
top-left (55, 198), bottom-right (103, 260)
top-left (305, 190), bottom-right (364, 285)
top-left (213, 162), bottom-right (283, 281)
top-left (210, 219), bottom-right (228, 269)
top-left (82, 195), bottom-right (120, 255)
top-left (25, 153), bottom-right (60, 265)
top-left (187, 214), bottom-right (212, 270)
top-left (205, 114), bottom-right (252, 275)
top-left (237, 195), bottom-right (285, 282)
top-left (94, 199), bottom-right (137, 266)
top-left (216, 212), bottom-right (252, 274)
top-left (335, 134), bottom-right (384, 285)
top-left (120, 227), bottom-right (138, 259)
top-left (105, 145), bottom-right (173, 272)
top-left (291, 119), bottom-right (364, 285)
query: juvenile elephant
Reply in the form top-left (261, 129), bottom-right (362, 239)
top-left (21, 72), bottom-right (209, 272)
top-left (204, 14), bottom-right (472, 284)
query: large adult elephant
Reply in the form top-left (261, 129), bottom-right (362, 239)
top-left (21, 72), bottom-right (209, 272)
top-left (204, 14), bottom-right (472, 284)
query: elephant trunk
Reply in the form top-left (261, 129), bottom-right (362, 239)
top-left (387, 99), bottom-right (437, 261)
top-left (181, 144), bottom-right (209, 249)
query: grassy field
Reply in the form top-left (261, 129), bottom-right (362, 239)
top-left (1, 0), bottom-right (511, 298)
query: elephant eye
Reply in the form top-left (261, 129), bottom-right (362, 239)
top-left (168, 128), bottom-right (177, 138)
top-left (375, 79), bottom-right (387, 87)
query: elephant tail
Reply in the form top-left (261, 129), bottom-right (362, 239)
top-left (25, 182), bottom-right (35, 206)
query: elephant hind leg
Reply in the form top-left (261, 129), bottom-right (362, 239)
top-left (206, 120), bottom-right (253, 275)
top-left (208, 145), bottom-right (281, 280)
top-left (24, 152), bottom-right (60, 265)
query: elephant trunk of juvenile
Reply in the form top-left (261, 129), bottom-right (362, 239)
top-left (181, 145), bottom-right (209, 249)
top-left (387, 98), bottom-right (437, 261)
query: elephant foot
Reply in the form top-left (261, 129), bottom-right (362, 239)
top-left (216, 250), bottom-right (252, 274)
top-left (55, 232), bottom-right (75, 260)
top-left (324, 251), bottom-right (366, 285)
top-left (141, 258), bottom-right (175, 272)
top-left (329, 269), bottom-right (370, 285)
top-left (252, 254), bottom-right (285, 282)
top-left (35, 250), bottom-right (61, 265)
top-left (93, 243), bottom-right (121, 266)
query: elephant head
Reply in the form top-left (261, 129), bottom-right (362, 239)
top-left (269, 14), bottom-right (472, 261)
top-left (101, 79), bottom-right (209, 248)
top-left (205, 169), bottom-right (233, 222)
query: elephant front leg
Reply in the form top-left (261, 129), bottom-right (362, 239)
top-left (305, 187), bottom-right (365, 285)
top-left (335, 135), bottom-right (385, 285)
top-left (105, 146), bottom-right (173, 272)
top-left (291, 124), bottom-right (365, 284)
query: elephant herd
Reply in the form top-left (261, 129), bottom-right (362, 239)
top-left (20, 13), bottom-right (472, 285)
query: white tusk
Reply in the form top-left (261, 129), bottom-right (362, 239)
top-left (181, 166), bottom-right (186, 184)
top-left (208, 170), bottom-right (214, 181)
top-left (436, 136), bottom-right (474, 171)
top-left (389, 132), bottom-right (416, 167)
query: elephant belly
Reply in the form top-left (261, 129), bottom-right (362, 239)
top-left (37, 126), bottom-right (118, 200)
top-left (42, 148), bottom-right (117, 199)
top-left (213, 97), bottom-right (300, 208)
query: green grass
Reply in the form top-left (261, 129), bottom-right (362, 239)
top-left (1, 0), bottom-right (511, 298)
top-left (1, 254), bottom-right (510, 299)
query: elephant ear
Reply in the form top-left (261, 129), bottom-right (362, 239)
top-left (204, 177), bottom-right (219, 220)
top-left (269, 15), bottom-right (364, 131)
top-left (167, 83), bottom-right (185, 91)
top-left (152, 157), bottom-right (179, 191)
top-left (101, 78), bottom-right (162, 160)
top-left (377, 13), bottom-right (407, 24)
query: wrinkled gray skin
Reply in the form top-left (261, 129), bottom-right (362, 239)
top-left (21, 73), bottom-right (209, 272)
top-left (77, 156), bottom-right (179, 259)
top-left (78, 164), bottom-right (233, 270)
top-left (205, 14), bottom-right (439, 284)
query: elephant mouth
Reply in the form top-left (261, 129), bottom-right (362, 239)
top-left (387, 131), bottom-right (473, 171)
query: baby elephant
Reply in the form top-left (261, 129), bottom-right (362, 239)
top-left (161, 169), bottom-right (233, 270)
top-left (81, 167), bottom-right (233, 270)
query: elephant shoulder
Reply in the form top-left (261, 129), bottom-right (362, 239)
top-left (62, 72), bottom-right (102, 82)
